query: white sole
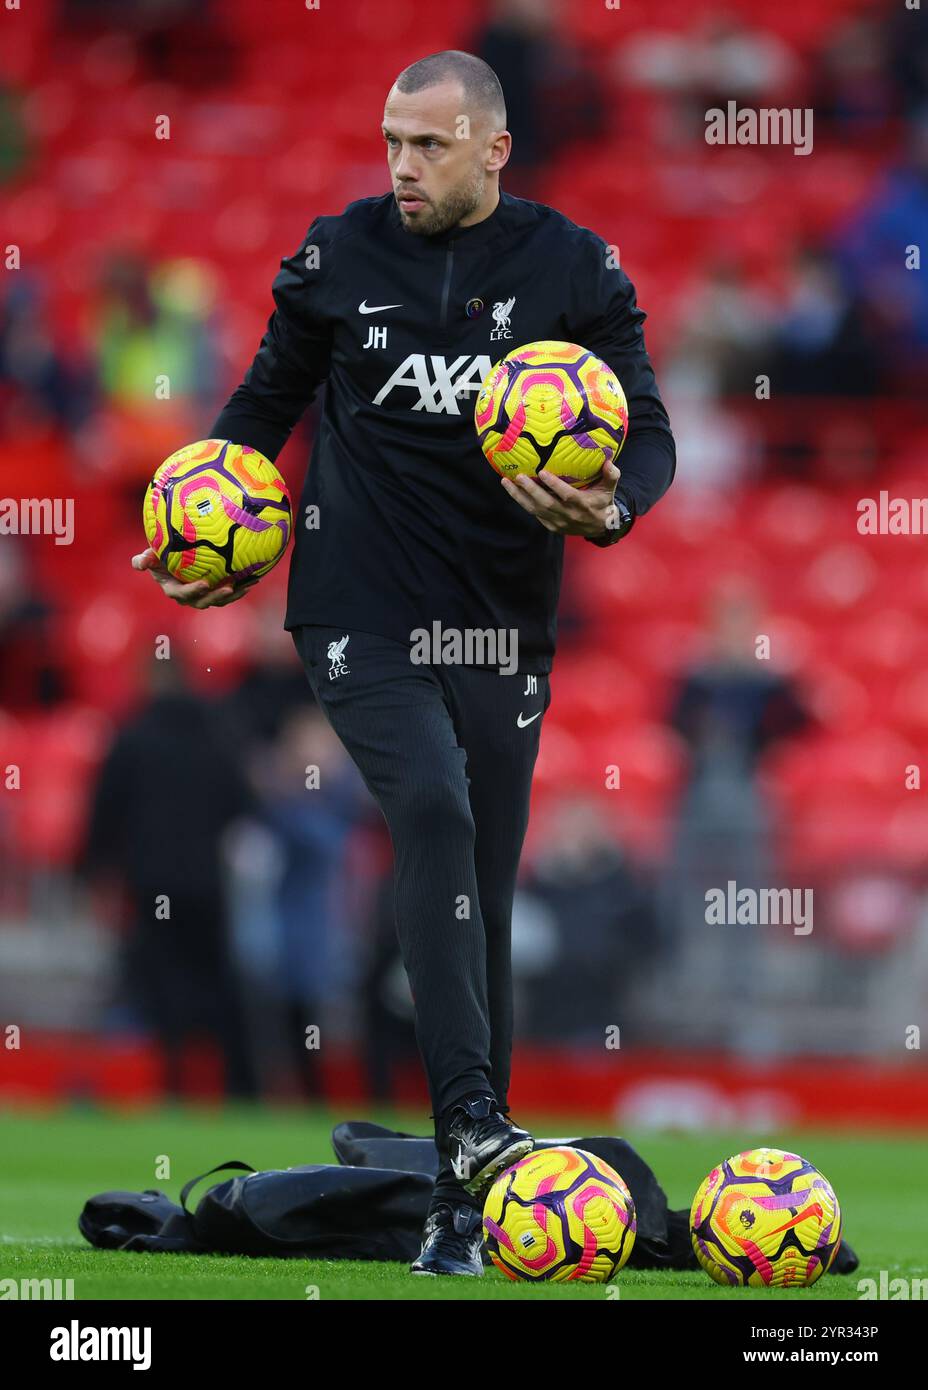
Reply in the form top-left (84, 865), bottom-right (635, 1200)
top-left (465, 1136), bottom-right (534, 1197)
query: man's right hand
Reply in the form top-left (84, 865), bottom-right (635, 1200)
top-left (131, 548), bottom-right (259, 609)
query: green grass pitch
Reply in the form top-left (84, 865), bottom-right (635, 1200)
top-left (1, 1104), bottom-right (924, 1300)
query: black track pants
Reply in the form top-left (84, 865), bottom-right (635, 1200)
top-left (292, 624), bottom-right (549, 1135)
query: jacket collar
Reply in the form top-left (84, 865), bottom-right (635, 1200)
top-left (387, 190), bottom-right (513, 249)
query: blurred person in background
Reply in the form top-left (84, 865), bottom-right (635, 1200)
top-left (0, 80), bottom-right (33, 185)
top-left (615, 12), bottom-right (796, 145)
top-left (835, 105), bottom-right (928, 382)
top-left (665, 260), bottom-right (776, 403)
top-left (218, 610), bottom-right (365, 1100)
top-left (93, 252), bottom-right (221, 409)
top-left (770, 246), bottom-right (881, 399)
top-left (664, 577), bottom-right (810, 954)
top-left (83, 251), bottom-right (225, 487)
top-left (660, 260), bottom-right (774, 492)
top-left (61, 0), bottom-right (238, 87)
top-left (517, 794), bottom-right (660, 1043)
top-left (81, 648), bottom-right (259, 1099)
top-left (474, 0), bottom-right (605, 198)
top-left (220, 596), bottom-right (314, 750)
top-left (813, 14), bottom-right (895, 142)
top-left (246, 703), bottom-right (366, 1101)
top-left (0, 540), bottom-right (67, 711)
top-left (0, 277), bottom-right (97, 436)
top-left (885, 2), bottom-right (928, 120)
top-left (358, 824), bottom-right (421, 1105)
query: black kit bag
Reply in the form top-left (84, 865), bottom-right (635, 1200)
top-left (78, 1126), bottom-right (858, 1273)
top-left (78, 1186), bottom-right (198, 1254)
top-left (80, 1159), bottom-right (434, 1262)
top-left (78, 1147), bottom-right (683, 1266)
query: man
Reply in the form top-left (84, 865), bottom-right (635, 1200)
top-left (133, 49), bottom-right (676, 1275)
top-left (81, 652), bottom-right (259, 1101)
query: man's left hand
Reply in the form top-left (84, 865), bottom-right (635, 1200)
top-left (500, 460), bottom-right (620, 538)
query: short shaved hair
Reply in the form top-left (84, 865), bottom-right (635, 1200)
top-left (393, 50), bottom-right (507, 131)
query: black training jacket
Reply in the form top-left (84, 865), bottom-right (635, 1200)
top-left (210, 189), bottom-right (676, 672)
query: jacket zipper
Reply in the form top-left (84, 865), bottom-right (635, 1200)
top-left (439, 241), bottom-right (454, 328)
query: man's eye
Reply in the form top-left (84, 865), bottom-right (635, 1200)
top-left (384, 135), bottom-right (439, 150)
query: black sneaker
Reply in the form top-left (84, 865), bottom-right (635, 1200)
top-left (444, 1093), bottom-right (534, 1199)
top-left (409, 1202), bottom-right (485, 1276)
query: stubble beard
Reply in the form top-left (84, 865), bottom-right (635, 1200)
top-left (399, 168), bottom-right (486, 238)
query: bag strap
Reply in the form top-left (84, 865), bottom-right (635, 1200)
top-left (180, 1161), bottom-right (256, 1216)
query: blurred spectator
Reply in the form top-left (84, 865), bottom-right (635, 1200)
top-left (220, 603), bottom-right (311, 750)
top-left (690, 13), bottom-right (798, 111)
top-left (664, 577), bottom-right (810, 944)
top-left (92, 252), bottom-right (222, 407)
top-left (246, 703), bottom-right (366, 1100)
top-left (615, 13), bottom-right (797, 145)
top-left (834, 106), bottom-right (928, 377)
top-left (670, 577), bottom-right (810, 778)
top-left (518, 795), bottom-right (660, 1042)
top-left (658, 392), bottom-right (756, 494)
top-left (61, 0), bottom-right (239, 88)
top-left (813, 15), bottom-right (895, 140)
top-left (665, 260), bottom-right (776, 400)
top-left (358, 828), bottom-right (420, 1104)
top-left (0, 541), bottom-right (67, 711)
top-left (770, 247), bottom-right (881, 397)
top-left (0, 81), bottom-right (32, 186)
top-left (661, 262), bottom-right (768, 491)
top-left (0, 277), bottom-right (97, 435)
top-left (474, 0), bottom-right (605, 197)
top-left (81, 650), bottom-right (259, 1099)
top-left (885, 3), bottom-right (928, 120)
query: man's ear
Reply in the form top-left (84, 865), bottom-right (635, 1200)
top-left (488, 130), bottom-right (511, 173)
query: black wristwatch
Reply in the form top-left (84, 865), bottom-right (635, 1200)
top-left (586, 491), bottom-right (635, 547)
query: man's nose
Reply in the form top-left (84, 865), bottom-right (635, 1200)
top-left (394, 146), bottom-right (419, 181)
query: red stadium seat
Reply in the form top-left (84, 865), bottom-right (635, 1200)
top-left (839, 609), bottom-right (928, 680)
top-left (796, 660), bottom-right (874, 734)
top-left (11, 706), bottom-right (112, 868)
top-left (891, 672), bottom-right (928, 746)
top-left (784, 794), bottom-right (894, 873)
top-left (548, 653), bottom-right (650, 730)
top-left (763, 728), bottom-right (919, 811)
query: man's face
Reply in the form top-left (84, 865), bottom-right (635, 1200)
top-left (382, 80), bottom-right (494, 237)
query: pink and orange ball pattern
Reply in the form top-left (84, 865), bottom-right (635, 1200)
top-left (475, 340), bottom-right (628, 489)
top-left (483, 1145), bottom-right (637, 1282)
top-left (690, 1147), bottom-right (842, 1288)
top-left (143, 439), bottom-right (291, 588)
